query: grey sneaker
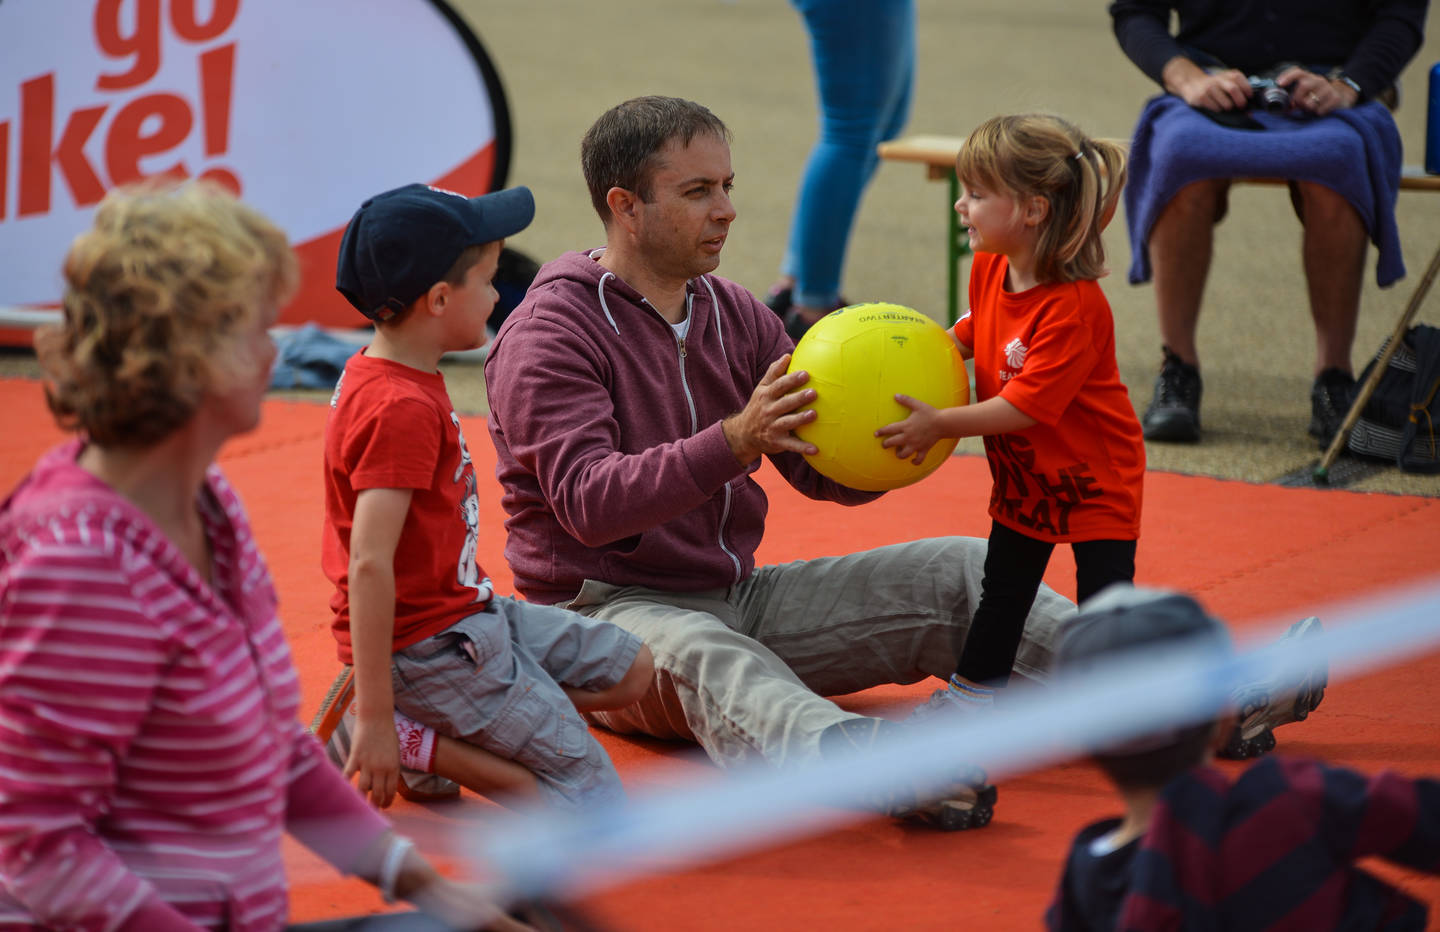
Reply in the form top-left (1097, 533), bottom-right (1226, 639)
top-left (819, 717), bottom-right (996, 831)
top-left (1142, 347), bottom-right (1203, 443)
top-left (1219, 616), bottom-right (1328, 759)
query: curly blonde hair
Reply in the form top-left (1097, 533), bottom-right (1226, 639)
top-left (956, 113), bottom-right (1127, 285)
top-left (36, 180), bottom-right (298, 447)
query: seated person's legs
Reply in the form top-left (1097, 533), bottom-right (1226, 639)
top-left (735, 536), bottom-right (1074, 699)
top-left (318, 674), bottom-right (511, 805)
top-left (491, 595), bottom-right (654, 715)
top-left (568, 572), bottom-right (998, 830)
top-left (391, 607), bottom-right (631, 810)
top-left (568, 582), bottom-right (857, 768)
top-left (1143, 178), bottom-right (1230, 443)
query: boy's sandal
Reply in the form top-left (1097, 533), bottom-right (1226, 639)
top-left (309, 664), bottom-right (461, 802)
top-left (309, 665), bottom-right (354, 754)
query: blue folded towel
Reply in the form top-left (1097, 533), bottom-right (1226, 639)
top-left (1124, 94), bottom-right (1405, 288)
top-left (269, 323), bottom-right (363, 390)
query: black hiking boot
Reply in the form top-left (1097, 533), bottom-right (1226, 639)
top-left (1142, 346), bottom-right (1203, 443)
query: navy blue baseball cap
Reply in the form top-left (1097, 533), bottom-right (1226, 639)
top-left (336, 183), bottom-right (535, 321)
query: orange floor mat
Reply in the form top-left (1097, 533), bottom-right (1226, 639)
top-left (2, 378), bottom-right (1437, 929)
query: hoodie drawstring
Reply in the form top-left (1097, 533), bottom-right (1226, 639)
top-left (700, 276), bottom-right (729, 369)
top-left (595, 272), bottom-right (622, 335)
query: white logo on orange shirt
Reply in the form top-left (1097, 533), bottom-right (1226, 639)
top-left (1000, 337), bottom-right (1027, 381)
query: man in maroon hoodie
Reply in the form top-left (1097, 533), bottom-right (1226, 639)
top-left (481, 95), bottom-right (1068, 830)
top-left (482, 96), bottom-right (1313, 830)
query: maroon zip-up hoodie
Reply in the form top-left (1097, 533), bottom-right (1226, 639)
top-left (484, 249), bottom-right (879, 604)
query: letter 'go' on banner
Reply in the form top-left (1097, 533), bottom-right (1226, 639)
top-left (0, 0), bottom-right (512, 341)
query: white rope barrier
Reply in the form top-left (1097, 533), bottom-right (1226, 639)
top-left (0, 307), bottom-right (60, 329)
top-left (466, 580), bottom-right (1440, 905)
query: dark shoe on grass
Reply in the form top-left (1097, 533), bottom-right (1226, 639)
top-left (1142, 346), bottom-right (1203, 443)
top-left (762, 284), bottom-right (793, 317)
top-left (782, 298), bottom-right (849, 343)
top-left (1309, 368), bottom-right (1356, 447)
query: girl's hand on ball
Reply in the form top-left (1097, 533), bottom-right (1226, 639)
top-left (875, 394), bottom-right (942, 464)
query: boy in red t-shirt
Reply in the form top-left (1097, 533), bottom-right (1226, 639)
top-left (877, 113), bottom-right (1145, 717)
top-left (321, 183), bottom-right (653, 810)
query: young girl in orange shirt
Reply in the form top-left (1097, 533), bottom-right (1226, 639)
top-left (878, 113), bottom-right (1145, 714)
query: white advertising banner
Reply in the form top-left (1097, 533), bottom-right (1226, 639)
top-left (0, 0), bottom-right (511, 336)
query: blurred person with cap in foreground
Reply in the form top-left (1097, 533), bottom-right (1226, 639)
top-left (1046, 585), bottom-right (1440, 931)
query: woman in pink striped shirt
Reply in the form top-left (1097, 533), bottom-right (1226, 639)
top-left (0, 182), bottom-right (527, 931)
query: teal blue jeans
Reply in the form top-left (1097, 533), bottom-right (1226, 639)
top-left (782, 0), bottom-right (916, 308)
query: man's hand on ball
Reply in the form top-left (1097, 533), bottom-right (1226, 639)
top-left (723, 354), bottom-right (819, 465)
top-left (875, 394), bottom-right (943, 464)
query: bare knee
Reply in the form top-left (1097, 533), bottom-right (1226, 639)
top-left (565, 644), bottom-right (655, 712)
top-left (1156, 178), bottom-right (1229, 228)
top-left (1150, 180), bottom-right (1229, 277)
top-left (1294, 181), bottom-right (1363, 229)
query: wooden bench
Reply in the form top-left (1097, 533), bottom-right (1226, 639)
top-left (877, 133), bottom-right (1440, 327)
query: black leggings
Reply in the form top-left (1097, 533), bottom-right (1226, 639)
top-left (956, 520), bottom-right (1137, 687)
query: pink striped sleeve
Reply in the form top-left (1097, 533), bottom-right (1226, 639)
top-left (0, 544), bottom-right (177, 931)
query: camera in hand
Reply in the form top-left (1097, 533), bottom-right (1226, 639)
top-left (1247, 75), bottom-right (1291, 112)
top-left (1246, 63), bottom-right (1302, 112)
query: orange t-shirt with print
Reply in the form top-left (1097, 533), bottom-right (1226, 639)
top-left (953, 251), bottom-right (1144, 543)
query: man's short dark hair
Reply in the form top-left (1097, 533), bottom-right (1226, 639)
top-left (580, 96), bottom-right (731, 225)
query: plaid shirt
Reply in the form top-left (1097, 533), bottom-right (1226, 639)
top-left (1048, 756), bottom-right (1440, 930)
